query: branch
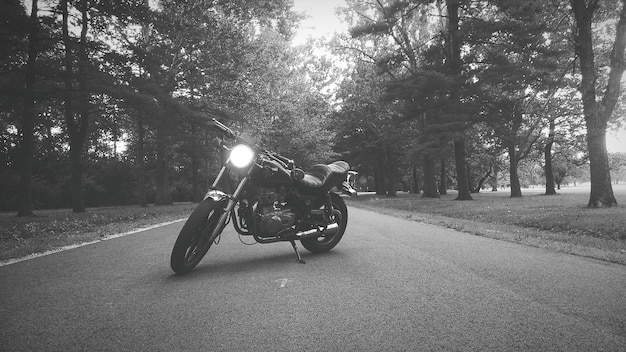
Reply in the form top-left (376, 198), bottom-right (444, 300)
top-left (600, 1), bottom-right (626, 117)
top-left (332, 44), bottom-right (398, 80)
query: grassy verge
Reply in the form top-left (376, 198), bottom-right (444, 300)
top-left (345, 184), bottom-right (626, 265)
top-left (0, 203), bottom-right (196, 262)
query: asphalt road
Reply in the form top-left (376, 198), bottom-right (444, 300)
top-left (1, 207), bottom-right (625, 352)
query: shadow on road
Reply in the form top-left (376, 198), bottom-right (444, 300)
top-left (164, 249), bottom-right (345, 281)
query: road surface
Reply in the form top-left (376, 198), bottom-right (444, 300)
top-left (1, 207), bottom-right (625, 351)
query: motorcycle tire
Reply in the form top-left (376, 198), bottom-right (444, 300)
top-left (300, 193), bottom-right (348, 253)
top-left (170, 198), bottom-right (224, 275)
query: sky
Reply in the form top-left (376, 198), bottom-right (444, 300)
top-left (290, 1), bottom-right (626, 153)
top-left (292, 0), bottom-right (349, 45)
top-left (607, 129), bottom-right (625, 153)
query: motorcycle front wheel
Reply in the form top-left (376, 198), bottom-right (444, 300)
top-left (300, 193), bottom-right (348, 253)
top-left (170, 199), bottom-right (224, 275)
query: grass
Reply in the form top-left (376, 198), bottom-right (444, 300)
top-left (345, 183), bottom-right (626, 265)
top-left (1, 184), bottom-right (625, 266)
top-left (0, 203), bottom-right (196, 263)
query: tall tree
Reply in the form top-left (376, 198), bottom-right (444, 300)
top-left (570, 0), bottom-right (625, 207)
top-left (343, 0), bottom-right (456, 197)
top-left (544, 118), bottom-right (558, 195)
top-left (540, 87), bottom-right (584, 195)
top-left (61, 0), bottom-right (95, 213)
top-left (464, 0), bottom-right (568, 197)
top-left (445, 0), bottom-right (473, 200)
top-left (333, 59), bottom-right (410, 196)
top-left (15, 0), bottom-right (39, 216)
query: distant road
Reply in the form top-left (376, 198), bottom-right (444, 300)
top-left (1, 207), bottom-right (625, 351)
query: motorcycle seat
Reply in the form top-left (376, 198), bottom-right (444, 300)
top-left (297, 161), bottom-right (350, 189)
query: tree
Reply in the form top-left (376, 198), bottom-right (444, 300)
top-left (1, 0), bottom-right (330, 211)
top-left (130, 0), bottom-right (300, 204)
top-left (570, 0), bottom-right (625, 207)
top-left (340, 0), bottom-right (473, 198)
top-left (464, 124), bottom-right (502, 193)
top-left (231, 30), bottom-right (339, 168)
top-left (540, 87), bottom-right (585, 195)
top-left (13, 0), bottom-right (39, 216)
top-left (465, 0), bottom-right (570, 197)
top-left (333, 59), bottom-right (410, 196)
top-left (445, 0), bottom-right (473, 201)
top-left (544, 118), bottom-right (558, 194)
top-left (60, 0), bottom-right (93, 213)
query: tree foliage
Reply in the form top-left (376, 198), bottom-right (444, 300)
top-left (333, 0), bottom-right (624, 207)
top-left (1, 0), bottom-right (624, 213)
top-left (0, 0), bottom-right (336, 212)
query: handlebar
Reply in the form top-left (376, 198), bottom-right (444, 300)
top-left (269, 152), bottom-right (294, 170)
top-left (211, 118), bottom-right (236, 139)
top-left (211, 118), bottom-right (295, 170)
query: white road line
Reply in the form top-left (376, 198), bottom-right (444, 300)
top-left (0, 218), bottom-right (186, 267)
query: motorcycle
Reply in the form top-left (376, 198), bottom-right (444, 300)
top-left (170, 119), bottom-right (357, 275)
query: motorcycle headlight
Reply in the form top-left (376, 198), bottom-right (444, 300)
top-left (229, 144), bottom-right (255, 168)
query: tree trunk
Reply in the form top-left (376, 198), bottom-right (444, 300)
top-left (136, 113), bottom-right (148, 207)
top-left (473, 168), bottom-right (492, 193)
top-left (69, 2), bottom-right (92, 213)
top-left (373, 151), bottom-right (386, 196)
top-left (373, 170), bottom-right (380, 195)
top-left (386, 181), bottom-right (397, 196)
top-left (453, 138), bottom-right (473, 200)
top-left (68, 138), bottom-right (85, 212)
top-left (61, 0), bottom-right (86, 213)
top-left (383, 147), bottom-right (389, 195)
top-left (155, 125), bottom-right (172, 205)
top-left (491, 169), bottom-right (498, 191)
top-left (446, 0), bottom-right (472, 201)
top-left (467, 161), bottom-right (477, 193)
top-left (587, 125), bottom-right (615, 206)
top-left (570, 0), bottom-right (623, 207)
top-left (508, 144), bottom-right (522, 197)
top-left (17, 0), bottom-right (39, 217)
top-left (422, 153), bottom-right (439, 198)
top-left (544, 120), bottom-right (557, 195)
top-left (411, 164), bottom-right (421, 194)
top-left (191, 150), bottom-right (201, 202)
top-left (190, 124), bottom-right (201, 203)
top-left (438, 156), bottom-right (447, 195)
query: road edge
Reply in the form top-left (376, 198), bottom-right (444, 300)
top-left (0, 218), bottom-right (186, 267)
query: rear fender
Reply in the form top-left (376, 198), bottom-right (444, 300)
top-left (341, 181), bottom-right (358, 198)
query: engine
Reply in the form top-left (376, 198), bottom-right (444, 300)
top-left (253, 187), bottom-right (296, 237)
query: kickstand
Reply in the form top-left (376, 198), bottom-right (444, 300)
top-left (289, 240), bottom-right (306, 264)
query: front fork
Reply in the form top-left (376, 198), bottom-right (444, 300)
top-left (202, 165), bottom-right (251, 243)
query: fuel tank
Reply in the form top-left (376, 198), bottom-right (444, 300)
top-left (250, 159), bottom-right (293, 187)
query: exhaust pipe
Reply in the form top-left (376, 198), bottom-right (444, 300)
top-left (295, 223), bottom-right (339, 239)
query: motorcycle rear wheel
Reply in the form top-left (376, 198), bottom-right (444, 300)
top-left (170, 199), bottom-right (224, 275)
top-left (300, 193), bottom-right (348, 253)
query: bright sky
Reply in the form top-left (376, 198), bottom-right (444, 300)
top-left (607, 129), bottom-right (626, 153)
top-left (292, 0), bottom-right (349, 45)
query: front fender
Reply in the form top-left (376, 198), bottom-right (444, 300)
top-left (203, 189), bottom-right (229, 202)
